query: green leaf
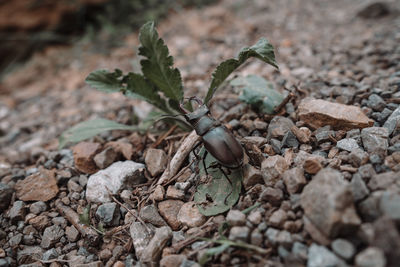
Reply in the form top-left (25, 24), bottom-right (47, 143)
top-left (199, 243), bottom-right (230, 265)
top-left (194, 148), bottom-right (242, 216)
top-left (205, 37), bottom-right (278, 104)
top-left (124, 72), bottom-right (169, 113)
top-left (230, 75), bottom-right (284, 114)
top-left (85, 69), bottom-right (124, 93)
top-left (59, 118), bottom-right (138, 149)
top-left (138, 21), bottom-right (183, 110)
top-left (79, 205), bottom-right (91, 226)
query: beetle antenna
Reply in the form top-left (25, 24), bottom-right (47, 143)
top-left (179, 103), bottom-right (189, 114)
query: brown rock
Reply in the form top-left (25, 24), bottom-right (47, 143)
top-left (145, 148), bottom-right (168, 177)
top-left (15, 168), bottom-right (59, 201)
top-left (291, 126), bottom-right (311, 143)
top-left (72, 142), bottom-right (102, 174)
top-left (160, 255), bottom-right (187, 267)
top-left (303, 157), bottom-right (323, 174)
top-left (177, 202), bottom-right (206, 228)
top-left (298, 98), bottom-right (373, 130)
top-left (261, 155), bottom-right (289, 186)
top-left (158, 200), bottom-right (184, 230)
top-left (106, 139), bottom-right (134, 160)
top-left (166, 186), bottom-right (185, 200)
top-left (283, 167), bottom-right (307, 194)
top-left (29, 214), bottom-right (50, 230)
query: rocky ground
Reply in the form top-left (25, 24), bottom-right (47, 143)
top-left (1, 0), bottom-right (400, 266)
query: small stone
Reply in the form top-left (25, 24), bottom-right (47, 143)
top-left (259, 187), bottom-right (283, 206)
top-left (373, 216), bottom-right (400, 266)
top-left (368, 171), bottom-right (397, 191)
top-left (261, 155), bottom-right (289, 186)
top-left (283, 167), bottom-right (307, 194)
top-left (42, 248), bottom-right (58, 261)
top-left (0, 183), bottom-right (13, 212)
top-left (140, 226), bottom-right (172, 263)
top-left (151, 185), bottom-right (165, 201)
top-left (379, 192), bottom-right (400, 222)
top-left (99, 248), bottom-right (112, 260)
top-left (292, 241), bottom-right (308, 261)
top-left (40, 225), bottom-right (64, 249)
top-left (315, 127), bottom-right (335, 144)
top-left (158, 200), bottom-right (184, 230)
top-left (331, 238), bottom-right (355, 260)
top-left (29, 201), bottom-right (47, 215)
top-left (229, 226), bottom-right (249, 242)
top-left (94, 147), bottom-right (118, 169)
top-left (129, 222), bottom-right (154, 259)
top-left (8, 233), bottom-right (22, 246)
top-left (367, 94), bottom-right (386, 112)
top-left (307, 243), bottom-right (347, 267)
top-left (303, 157), bottom-right (323, 174)
top-left (242, 165), bottom-right (264, 190)
top-left (282, 131), bottom-right (299, 149)
top-left (355, 247), bottom-right (386, 267)
top-left (358, 192), bottom-right (382, 222)
top-left (65, 225), bottom-right (79, 242)
top-left (348, 148), bottom-right (369, 167)
top-left (86, 161), bottom-right (145, 203)
top-left (160, 255), bottom-right (187, 267)
top-left (383, 106), bottom-right (400, 136)
top-left (8, 200), bottom-right (26, 223)
top-left (96, 203), bottom-right (120, 226)
top-left (17, 246), bottom-right (44, 265)
top-left (166, 186), bottom-right (185, 200)
top-left (226, 210), bottom-right (246, 226)
top-left (145, 148), bottom-right (168, 177)
top-left (247, 210), bottom-right (262, 225)
top-left (267, 116), bottom-right (295, 139)
top-left (67, 180), bottom-right (82, 193)
top-left (301, 168), bottom-right (361, 238)
top-left (350, 173), bottom-right (370, 202)
top-left (72, 142), bottom-right (102, 174)
top-left (357, 2), bottom-right (390, 18)
top-left (298, 98), bottom-right (373, 130)
top-left (250, 229), bottom-right (263, 246)
top-left (337, 138), bottom-right (359, 152)
top-left (177, 202), bottom-right (206, 228)
top-left (15, 168), bottom-right (58, 202)
top-left (268, 209), bottom-right (287, 228)
top-left (29, 215), bottom-right (50, 231)
top-left (361, 127), bottom-right (389, 158)
top-left (275, 230), bottom-right (293, 248)
top-left (140, 205), bottom-right (167, 227)
top-left (291, 126), bottom-right (312, 144)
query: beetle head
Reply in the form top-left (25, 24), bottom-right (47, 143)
top-left (179, 97), bottom-right (210, 123)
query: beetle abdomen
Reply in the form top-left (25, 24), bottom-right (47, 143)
top-left (202, 126), bottom-right (243, 168)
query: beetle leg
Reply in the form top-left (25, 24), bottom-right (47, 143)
top-left (218, 165), bottom-right (233, 205)
top-left (202, 150), bottom-right (209, 176)
top-left (191, 141), bottom-right (203, 160)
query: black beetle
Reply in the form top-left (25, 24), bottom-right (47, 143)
top-left (179, 97), bottom-right (244, 170)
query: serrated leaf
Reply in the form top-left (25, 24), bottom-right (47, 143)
top-left (85, 69), bottom-right (124, 93)
top-left (205, 37), bottom-right (278, 104)
top-left (124, 72), bottom-right (169, 113)
top-left (194, 148), bottom-right (242, 216)
top-left (231, 75), bottom-right (284, 114)
top-left (138, 21), bottom-right (183, 110)
top-left (59, 118), bottom-right (138, 149)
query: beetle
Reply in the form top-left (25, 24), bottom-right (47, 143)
top-left (179, 96), bottom-right (244, 171)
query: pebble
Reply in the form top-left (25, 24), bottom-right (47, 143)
top-left (301, 168), bottom-right (361, 238)
top-left (29, 214), bottom-right (50, 231)
top-left (158, 200), bottom-right (184, 230)
top-left (307, 243), bottom-right (347, 267)
top-left (229, 226), bottom-right (250, 242)
top-left (17, 246), bottom-right (43, 265)
top-left (226, 209), bottom-right (246, 226)
top-left (140, 226), bottom-right (172, 263)
top-left (150, 185), bottom-right (165, 201)
top-left (261, 155), bottom-right (289, 186)
top-left (331, 238), bottom-right (355, 260)
top-left (129, 222), bottom-right (154, 260)
top-left (267, 116), bottom-right (295, 139)
top-left (139, 205), bottom-right (167, 227)
top-left (379, 191), bottom-right (400, 222)
top-left (336, 138), bottom-right (359, 152)
top-left (29, 201), bottom-right (47, 215)
top-left (361, 127), bottom-right (389, 158)
top-left (242, 165), bottom-right (264, 190)
top-left (247, 210), bottom-right (262, 225)
top-left (15, 168), bottom-right (59, 202)
top-left (177, 202), bottom-right (206, 228)
top-left (348, 148), bottom-right (369, 167)
top-left (86, 161), bottom-right (145, 203)
top-left (51, 217), bottom-right (67, 228)
top-left (0, 183), bottom-right (13, 212)
top-left (166, 186), bottom-right (185, 200)
top-left (282, 167), bottom-right (307, 194)
top-left (259, 187), bottom-right (283, 206)
top-left (42, 248), bottom-right (59, 261)
top-left (67, 180), bottom-right (82, 193)
top-left (292, 241), bottom-right (308, 261)
top-left (93, 147), bottom-right (118, 169)
top-left (268, 209), bottom-right (287, 228)
top-left (250, 229), bottom-right (263, 246)
top-left (65, 225), bottom-right (79, 242)
top-left (40, 225), bottom-right (64, 249)
top-left (145, 148), bottom-right (168, 177)
top-left (160, 255), bottom-right (187, 267)
top-left (72, 142), bottom-right (102, 174)
top-left (355, 247), bottom-right (386, 267)
top-left (96, 202), bottom-right (120, 226)
top-left (372, 216), bottom-right (400, 266)
top-left (383, 106), bottom-right (400, 136)
top-left (281, 130), bottom-right (299, 149)
top-left (350, 173), bottom-right (370, 202)
top-left (8, 233), bottom-right (22, 246)
top-left (368, 171), bottom-right (397, 191)
top-left (291, 126), bottom-right (312, 143)
top-left (367, 94), bottom-right (386, 112)
top-left (298, 98), bottom-right (373, 130)
top-left (8, 200), bottom-right (26, 223)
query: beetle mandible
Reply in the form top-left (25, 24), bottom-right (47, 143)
top-left (179, 96), bottom-right (244, 170)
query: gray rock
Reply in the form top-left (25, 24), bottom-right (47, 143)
top-left (384, 106), bottom-right (400, 136)
top-left (8, 233), bottom-right (22, 246)
top-left (308, 244), bottom-right (347, 267)
top-left (96, 202), bottom-right (120, 226)
top-left (336, 138), bottom-right (359, 152)
top-left (42, 248), bottom-right (58, 261)
top-left (16, 246), bottom-right (43, 265)
top-left (250, 229), bottom-right (263, 246)
top-left (261, 155), bottom-right (289, 186)
top-left (67, 180), bottom-right (82, 193)
top-left (260, 187), bottom-right (283, 206)
top-left (265, 227), bottom-right (280, 245)
top-left (51, 217), bottom-right (67, 228)
top-left (355, 247), bottom-right (386, 267)
top-left (226, 210), bottom-right (246, 226)
top-left (346, 129), bottom-right (361, 145)
top-left (358, 164), bottom-right (376, 180)
top-left (129, 222), bottom-right (155, 259)
top-left (94, 147), bottom-right (118, 169)
top-left (65, 225), bottom-right (79, 242)
top-left (348, 148), bottom-right (369, 167)
top-left (140, 205), bottom-right (167, 227)
top-left (29, 201), bottom-right (47, 215)
top-left (292, 241), bottom-right (308, 261)
top-left (283, 167), bottom-right (307, 195)
top-left (40, 225), bottom-right (64, 249)
top-left (242, 165), bottom-right (264, 190)
top-left (373, 216), bottom-right (400, 267)
top-left (229, 226), bottom-right (250, 242)
top-left (350, 173), bottom-right (370, 202)
top-left (0, 183), bottom-right (13, 212)
top-left (8, 200), bottom-right (26, 223)
top-left (145, 148), bottom-right (168, 177)
top-left (301, 168), bottom-right (361, 238)
top-left (358, 191), bottom-right (383, 222)
top-left (140, 226), bottom-right (172, 262)
top-left (275, 230), bottom-right (293, 248)
top-left (267, 116), bottom-right (295, 139)
top-left (361, 127), bottom-right (389, 158)
top-left (331, 238), bottom-right (355, 260)
top-left (282, 130), bottom-right (299, 149)
top-left (379, 192), bottom-right (400, 222)
top-left (172, 231), bottom-right (185, 245)
top-left (86, 161), bottom-right (145, 203)
top-left (367, 94), bottom-right (386, 112)
top-left (315, 127), bottom-right (335, 144)
top-left (368, 171), bottom-right (398, 191)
